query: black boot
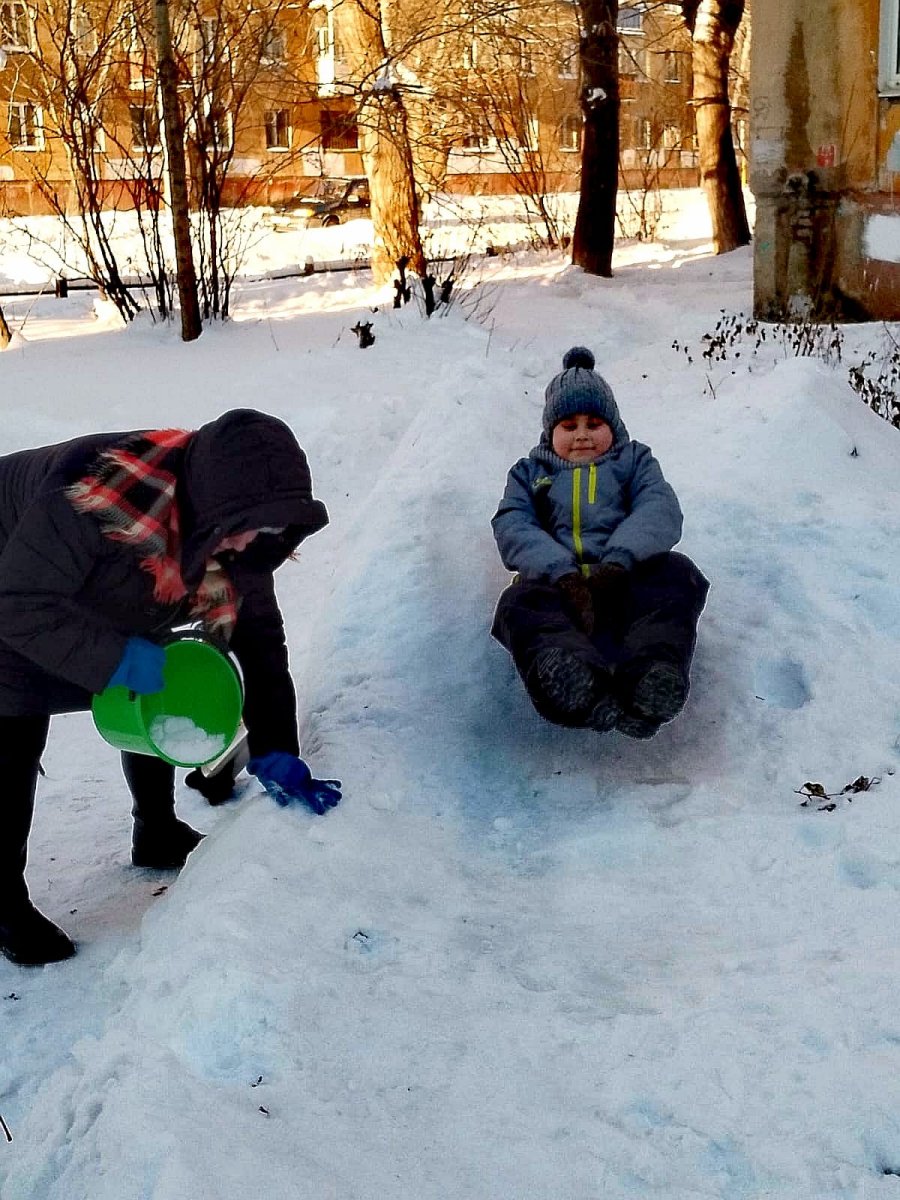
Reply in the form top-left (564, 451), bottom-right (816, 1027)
top-left (122, 752), bottom-right (204, 870)
top-left (0, 901), bottom-right (75, 966)
top-left (184, 762), bottom-right (237, 806)
top-left (615, 661), bottom-right (687, 739)
top-left (528, 649), bottom-right (598, 723)
top-left (184, 728), bottom-right (246, 806)
top-left (0, 714), bottom-right (75, 965)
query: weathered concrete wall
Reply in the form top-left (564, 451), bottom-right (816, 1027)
top-left (751, 0), bottom-right (900, 319)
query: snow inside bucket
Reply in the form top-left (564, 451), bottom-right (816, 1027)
top-left (92, 637), bottom-right (244, 767)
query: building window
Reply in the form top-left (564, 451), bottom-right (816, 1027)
top-left (880, 0), bottom-right (900, 92)
top-left (261, 21), bottom-right (286, 65)
top-left (72, 10), bottom-right (97, 58)
top-left (265, 108), bottom-right (290, 150)
top-left (192, 16), bottom-right (222, 77)
top-left (558, 113), bottom-right (581, 152)
top-left (635, 116), bottom-right (652, 150)
top-left (200, 101), bottom-right (232, 151)
top-left (557, 40), bottom-right (578, 80)
top-left (320, 106), bottom-right (357, 150)
top-left (73, 101), bottom-right (105, 152)
top-left (127, 15), bottom-right (155, 88)
top-left (618, 43), bottom-right (637, 77)
top-left (312, 7), bottom-right (343, 61)
top-left (617, 5), bottom-right (643, 33)
top-left (7, 101), bottom-right (43, 148)
top-left (130, 103), bottom-right (160, 151)
top-left (461, 121), bottom-right (494, 151)
top-left (0, 1), bottom-right (30, 49)
top-left (520, 115), bottom-right (539, 152)
top-left (663, 49), bottom-right (681, 82)
top-left (662, 122), bottom-right (681, 150)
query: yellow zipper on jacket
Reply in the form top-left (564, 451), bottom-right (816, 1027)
top-left (572, 464), bottom-right (598, 578)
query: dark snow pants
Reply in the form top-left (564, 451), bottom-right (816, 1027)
top-left (0, 713), bottom-right (179, 911)
top-left (491, 551), bottom-right (709, 725)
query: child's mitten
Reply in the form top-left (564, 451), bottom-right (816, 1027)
top-left (556, 572), bottom-right (595, 634)
top-left (588, 562), bottom-right (628, 606)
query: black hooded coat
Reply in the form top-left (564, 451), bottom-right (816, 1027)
top-left (0, 410), bottom-right (328, 758)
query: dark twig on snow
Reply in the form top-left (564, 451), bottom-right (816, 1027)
top-left (393, 256), bottom-right (412, 309)
top-left (0, 1112), bottom-right (13, 1142)
top-left (351, 321), bottom-right (375, 349)
top-left (796, 775), bottom-right (880, 811)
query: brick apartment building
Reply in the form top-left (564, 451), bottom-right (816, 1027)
top-left (0, 0), bottom-right (700, 215)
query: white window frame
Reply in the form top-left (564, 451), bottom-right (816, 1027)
top-left (129, 102), bottom-right (161, 152)
top-left (311, 4), bottom-right (344, 65)
top-left (521, 115), bottom-right (539, 152)
top-left (264, 108), bottom-right (291, 151)
top-left (200, 101), bottom-right (233, 152)
top-left (661, 122), bottom-right (681, 150)
top-left (260, 21), bottom-right (286, 66)
top-left (460, 125), bottom-right (495, 152)
top-left (7, 100), bottom-right (43, 149)
top-left (617, 5), bottom-right (644, 35)
top-left (880, 0), bottom-right (900, 94)
top-left (72, 101), bottom-right (105, 152)
top-left (557, 40), bottom-right (578, 79)
top-left (0, 1), bottom-right (31, 50)
top-left (518, 38), bottom-right (536, 77)
top-left (72, 9), bottom-right (97, 59)
top-left (127, 14), bottom-right (155, 89)
top-left (663, 49), bottom-right (681, 83)
top-left (192, 16), bottom-right (223, 78)
top-left (558, 113), bottom-right (581, 153)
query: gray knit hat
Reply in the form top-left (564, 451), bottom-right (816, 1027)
top-left (541, 347), bottom-right (628, 445)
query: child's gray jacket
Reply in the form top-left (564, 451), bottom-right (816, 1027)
top-left (492, 441), bottom-right (683, 581)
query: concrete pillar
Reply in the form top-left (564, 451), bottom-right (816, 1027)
top-left (750, 0), bottom-right (880, 318)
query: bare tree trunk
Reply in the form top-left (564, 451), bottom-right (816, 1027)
top-left (572, 0), bottom-right (620, 277)
top-left (0, 305), bottom-right (11, 348)
top-left (683, 0), bottom-right (751, 253)
top-left (155, 0), bottom-right (202, 340)
top-left (345, 1), bottom-right (426, 286)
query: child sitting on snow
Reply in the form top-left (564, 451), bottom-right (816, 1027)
top-left (491, 346), bottom-right (709, 738)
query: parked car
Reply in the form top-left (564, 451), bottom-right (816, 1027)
top-left (267, 177), bottom-right (371, 230)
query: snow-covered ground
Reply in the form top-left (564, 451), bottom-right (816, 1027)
top-left (2, 192), bottom-right (900, 1199)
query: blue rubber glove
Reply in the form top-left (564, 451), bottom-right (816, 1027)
top-left (248, 751), bottom-right (342, 815)
top-left (107, 637), bottom-right (166, 694)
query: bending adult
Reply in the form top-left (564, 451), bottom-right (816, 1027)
top-left (0, 409), bottom-right (338, 966)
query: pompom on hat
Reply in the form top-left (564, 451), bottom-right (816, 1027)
top-left (541, 346), bottom-right (628, 446)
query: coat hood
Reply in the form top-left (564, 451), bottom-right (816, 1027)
top-left (179, 409), bottom-right (328, 586)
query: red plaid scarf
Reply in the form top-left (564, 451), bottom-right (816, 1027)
top-left (66, 428), bottom-right (239, 636)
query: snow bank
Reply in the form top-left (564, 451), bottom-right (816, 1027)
top-left (2, 234), bottom-right (900, 1200)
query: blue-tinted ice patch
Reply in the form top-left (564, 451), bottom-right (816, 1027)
top-left (853, 582), bottom-right (900, 634)
top-left (753, 656), bottom-right (811, 709)
top-left (701, 1137), bottom-right (761, 1198)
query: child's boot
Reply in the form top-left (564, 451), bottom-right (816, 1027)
top-left (616, 661), bottom-right (687, 739)
top-left (123, 753), bottom-right (204, 869)
top-left (529, 648), bottom-right (598, 722)
top-left (585, 668), bottom-right (621, 732)
top-left (631, 661), bottom-right (688, 723)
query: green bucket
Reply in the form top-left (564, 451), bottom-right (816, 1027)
top-left (92, 637), bottom-right (244, 767)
